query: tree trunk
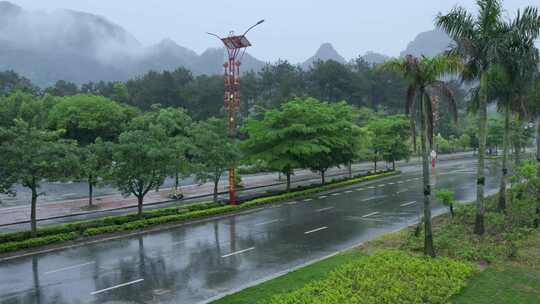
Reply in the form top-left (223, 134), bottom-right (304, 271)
top-left (175, 171), bottom-right (179, 191)
top-left (450, 204), bottom-right (454, 218)
top-left (286, 171), bottom-right (291, 192)
top-left (348, 162), bottom-right (353, 178)
top-left (474, 73), bottom-right (487, 235)
top-left (213, 180), bottom-right (219, 203)
top-left (392, 160), bottom-right (396, 171)
top-left (30, 185), bottom-right (38, 237)
top-left (137, 195), bottom-right (144, 216)
top-left (498, 104), bottom-right (510, 212)
top-left (420, 92), bottom-right (435, 257)
top-left (374, 160), bottom-right (377, 172)
top-left (88, 175), bottom-right (94, 207)
top-left (536, 119), bottom-right (540, 228)
top-left (321, 170), bottom-right (326, 185)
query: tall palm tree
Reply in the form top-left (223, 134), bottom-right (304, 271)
top-left (437, 0), bottom-right (509, 235)
top-left (491, 13), bottom-right (540, 212)
top-left (382, 55), bottom-right (460, 257)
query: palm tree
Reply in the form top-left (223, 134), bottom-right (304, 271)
top-left (382, 55), bottom-right (460, 257)
top-left (437, 0), bottom-right (509, 235)
top-left (490, 14), bottom-right (540, 212)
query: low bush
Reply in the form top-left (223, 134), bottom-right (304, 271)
top-left (269, 250), bottom-right (478, 304)
top-left (0, 232), bottom-right (79, 254)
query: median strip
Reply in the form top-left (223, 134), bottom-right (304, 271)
top-left (221, 247), bottom-right (255, 258)
top-left (304, 226), bottom-right (328, 235)
top-left (91, 278), bottom-right (144, 295)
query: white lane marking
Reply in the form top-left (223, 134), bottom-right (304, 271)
top-left (400, 201), bottom-right (417, 207)
top-left (361, 195), bottom-right (386, 202)
top-left (45, 261), bottom-right (95, 275)
top-left (368, 186), bottom-right (375, 189)
top-left (362, 212), bottom-right (380, 218)
top-left (304, 226), bottom-right (328, 234)
top-left (316, 207), bottom-right (334, 212)
top-left (331, 193), bottom-right (341, 196)
top-left (396, 189), bottom-right (408, 194)
top-left (318, 195), bottom-right (328, 199)
top-left (255, 219), bottom-right (281, 226)
top-left (397, 181), bottom-right (404, 184)
top-left (344, 190), bottom-right (353, 193)
top-left (91, 279), bottom-right (144, 295)
top-left (221, 247), bottom-right (256, 258)
top-left (287, 201), bottom-right (298, 205)
top-left (173, 238), bottom-right (195, 245)
top-left (303, 199), bottom-right (313, 202)
top-left (388, 182), bottom-right (395, 185)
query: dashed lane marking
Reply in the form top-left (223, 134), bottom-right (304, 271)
top-left (304, 226), bottom-right (328, 234)
top-left (221, 247), bottom-right (256, 258)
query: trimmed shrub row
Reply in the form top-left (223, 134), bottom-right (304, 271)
top-left (269, 250), bottom-right (478, 304)
top-left (0, 171), bottom-right (398, 255)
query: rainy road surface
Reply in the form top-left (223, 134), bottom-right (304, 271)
top-left (0, 158), bottom-right (502, 304)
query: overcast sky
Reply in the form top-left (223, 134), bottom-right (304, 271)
top-left (9, 0), bottom-right (536, 63)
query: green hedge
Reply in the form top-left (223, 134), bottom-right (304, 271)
top-left (269, 250), bottom-right (478, 304)
top-left (0, 171), bottom-right (398, 255)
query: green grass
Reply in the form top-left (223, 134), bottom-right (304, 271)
top-left (453, 266), bottom-right (540, 303)
top-left (214, 250), bottom-right (362, 304)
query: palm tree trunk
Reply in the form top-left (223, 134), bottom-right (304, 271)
top-left (498, 104), bottom-right (510, 212)
top-left (535, 119), bottom-right (540, 228)
top-left (475, 73), bottom-right (487, 235)
top-left (420, 92), bottom-right (435, 257)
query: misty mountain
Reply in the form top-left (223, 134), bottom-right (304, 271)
top-left (302, 43), bottom-right (347, 69)
top-left (400, 29), bottom-right (453, 58)
top-left (361, 51), bottom-right (391, 65)
top-left (0, 1), bottom-right (266, 86)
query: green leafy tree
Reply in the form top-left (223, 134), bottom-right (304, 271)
top-left (0, 71), bottom-right (37, 96)
top-left (48, 94), bottom-right (137, 145)
top-left (0, 91), bottom-right (53, 128)
top-left (44, 80), bottom-right (79, 97)
top-left (382, 54), bottom-right (460, 257)
top-left (191, 118), bottom-right (241, 202)
top-left (487, 117), bottom-right (504, 155)
top-left (437, 0), bottom-right (540, 234)
top-left (111, 126), bottom-right (174, 216)
top-left (306, 60), bottom-right (353, 102)
top-left (78, 139), bottom-right (113, 207)
top-left (0, 120), bottom-right (79, 235)
top-left (367, 116), bottom-right (411, 170)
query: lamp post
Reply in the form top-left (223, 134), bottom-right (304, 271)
top-left (207, 20), bottom-right (264, 205)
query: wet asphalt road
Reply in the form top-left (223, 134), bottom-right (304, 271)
top-left (0, 158), bottom-right (502, 304)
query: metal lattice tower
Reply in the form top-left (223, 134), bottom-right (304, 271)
top-left (207, 20), bottom-right (264, 204)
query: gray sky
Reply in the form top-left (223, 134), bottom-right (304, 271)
top-left (9, 0), bottom-right (536, 63)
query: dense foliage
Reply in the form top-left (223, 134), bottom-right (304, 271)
top-left (269, 250), bottom-right (477, 304)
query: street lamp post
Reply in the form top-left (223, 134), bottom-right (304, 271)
top-left (207, 20), bottom-right (264, 205)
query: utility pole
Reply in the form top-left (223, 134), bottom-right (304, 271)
top-left (207, 20), bottom-right (264, 204)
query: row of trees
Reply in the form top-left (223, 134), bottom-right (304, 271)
top-left (384, 0), bottom-right (540, 257)
top-left (0, 92), bottom-right (415, 235)
top-left (0, 58), bottom-right (467, 124)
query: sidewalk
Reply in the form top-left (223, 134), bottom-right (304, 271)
top-left (0, 152), bottom-right (474, 227)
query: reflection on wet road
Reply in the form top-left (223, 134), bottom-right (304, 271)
top-left (0, 159), bottom-right (502, 304)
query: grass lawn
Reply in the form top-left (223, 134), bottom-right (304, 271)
top-left (213, 250), bottom-right (363, 304)
top-left (452, 231), bottom-right (540, 303)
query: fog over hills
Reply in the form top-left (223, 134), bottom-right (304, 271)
top-left (0, 1), bottom-right (452, 86)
